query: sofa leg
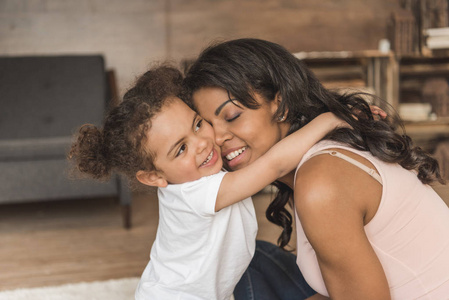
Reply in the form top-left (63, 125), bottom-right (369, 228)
top-left (121, 204), bottom-right (132, 229)
top-left (118, 175), bottom-right (132, 229)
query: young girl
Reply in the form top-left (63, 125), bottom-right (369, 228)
top-left (69, 65), bottom-right (346, 300)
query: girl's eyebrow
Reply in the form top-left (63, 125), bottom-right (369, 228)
top-left (167, 137), bottom-right (184, 157)
top-left (167, 113), bottom-right (199, 156)
top-left (214, 98), bottom-right (238, 116)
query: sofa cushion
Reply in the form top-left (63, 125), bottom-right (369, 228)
top-left (0, 55), bottom-right (107, 140)
top-left (0, 137), bottom-right (72, 160)
top-left (0, 159), bottom-right (118, 203)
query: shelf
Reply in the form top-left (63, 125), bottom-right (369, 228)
top-left (400, 62), bottom-right (449, 77)
top-left (294, 50), bottom-right (397, 106)
top-left (402, 118), bottom-right (449, 150)
top-left (289, 51), bottom-right (449, 150)
top-left (293, 50), bottom-right (392, 60)
top-left (404, 118), bottom-right (449, 135)
top-left (398, 56), bottom-right (449, 142)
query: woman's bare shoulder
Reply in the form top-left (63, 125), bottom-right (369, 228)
top-left (294, 148), bottom-right (382, 221)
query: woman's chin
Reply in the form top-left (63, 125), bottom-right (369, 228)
top-left (226, 163), bottom-right (243, 171)
top-left (225, 153), bottom-right (249, 171)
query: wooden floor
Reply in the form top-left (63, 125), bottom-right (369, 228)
top-left (0, 188), bottom-right (286, 292)
top-left (1, 185), bottom-right (447, 292)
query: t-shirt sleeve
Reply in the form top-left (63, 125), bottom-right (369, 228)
top-left (180, 171), bottom-right (226, 217)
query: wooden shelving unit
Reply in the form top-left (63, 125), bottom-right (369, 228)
top-left (294, 50), bottom-right (397, 107)
top-left (397, 55), bottom-right (449, 150)
top-left (295, 50), bottom-right (449, 151)
top-left (403, 118), bottom-right (449, 151)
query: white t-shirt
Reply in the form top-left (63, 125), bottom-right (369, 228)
top-left (135, 171), bottom-right (258, 300)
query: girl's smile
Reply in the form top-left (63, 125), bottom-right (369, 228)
top-left (200, 148), bottom-right (219, 168)
top-left (143, 97), bottom-right (223, 185)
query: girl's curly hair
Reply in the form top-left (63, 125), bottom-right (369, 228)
top-left (69, 64), bottom-right (183, 181)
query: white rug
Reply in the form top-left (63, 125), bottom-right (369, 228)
top-left (0, 277), bottom-right (140, 300)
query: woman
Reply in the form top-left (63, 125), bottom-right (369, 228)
top-left (182, 38), bottom-right (449, 299)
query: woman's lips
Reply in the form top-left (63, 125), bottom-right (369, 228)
top-left (223, 146), bottom-right (247, 169)
top-left (225, 146), bottom-right (247, 161)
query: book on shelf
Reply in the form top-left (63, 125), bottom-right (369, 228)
top-left (398, 103), bottom-right (432, 122)
top-left (425, 27), bottom-right (449, 37)
top-left (426, 36), bottom-right (449, 49)
top-left (424, 27), bottom-right (449, 49)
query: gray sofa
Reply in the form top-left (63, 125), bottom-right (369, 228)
top-left (0, 55), bottom-right (132, 228)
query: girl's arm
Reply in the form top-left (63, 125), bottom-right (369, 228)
top-left (215, 112), bottom-right (346, 211)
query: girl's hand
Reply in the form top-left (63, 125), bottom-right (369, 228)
top-left (369, 105), bottom-right (387, 120)
top-left (323, 112), bottom-right (351, 130)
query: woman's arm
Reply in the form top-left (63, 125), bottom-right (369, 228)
top-left (215, 112), bottom-right (346, 211)
top-left (295, 149), bottom-right (390, 300)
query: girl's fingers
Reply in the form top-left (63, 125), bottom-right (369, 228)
top-left (369, 105), bottom-right (387, 119)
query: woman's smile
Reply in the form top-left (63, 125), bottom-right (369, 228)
top-left (193, 87), bottom-right (290, 172)
top-left (222, 146), bottom-right (248, 169)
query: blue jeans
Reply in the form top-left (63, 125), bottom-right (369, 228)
top-left (234, 240), bottom-right (316, 300)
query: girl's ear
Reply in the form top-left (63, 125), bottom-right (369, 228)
top-left (136, 170), bottom-right (168, 188)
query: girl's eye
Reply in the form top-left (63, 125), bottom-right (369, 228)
top-left (195, 119), bottom-right (203, 132)
top-left (226, 113), bottom-right (240, 122)
top-left (176, 144), bottom-right (187, 157)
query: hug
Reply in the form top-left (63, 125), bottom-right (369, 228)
top-left (71, 38), bottom-right (449, 299)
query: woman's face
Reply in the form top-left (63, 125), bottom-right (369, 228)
top-left (192, 87), bottom-right (290, 171)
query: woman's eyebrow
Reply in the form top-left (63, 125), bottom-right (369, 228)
top-left (214, 98), bottom-right (237, 116)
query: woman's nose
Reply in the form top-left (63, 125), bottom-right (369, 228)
top-left (214, 127), bottom-right (232, 147)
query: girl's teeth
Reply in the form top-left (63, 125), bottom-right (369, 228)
top-left (226, 147), bottom-right (246, 161)
top-left (202, 150), bottom-right (213, 165)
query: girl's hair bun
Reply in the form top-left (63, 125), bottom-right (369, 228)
top-left (69, 124), bottom-right (111, 180)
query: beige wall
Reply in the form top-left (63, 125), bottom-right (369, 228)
top-left (0, 0), bottom-right (402, 97)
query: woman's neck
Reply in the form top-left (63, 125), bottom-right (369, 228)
top-left (276, 122), bottom-right (297, 189)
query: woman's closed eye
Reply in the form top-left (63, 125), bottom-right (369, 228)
top-left (226, 113), bottom-right (240, 122)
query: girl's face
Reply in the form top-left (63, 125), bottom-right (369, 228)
top-left (192, 87), bottom-right (290, 171)
top-left (144, 97), bottom-right (223, 185)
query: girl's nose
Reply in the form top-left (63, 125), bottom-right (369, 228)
top-left (196, 135), bottom-right (209, 154)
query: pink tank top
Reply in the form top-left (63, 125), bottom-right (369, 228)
top-left (294, 141), bottom-right (449, 299)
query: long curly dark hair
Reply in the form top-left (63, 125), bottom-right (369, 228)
top-left (182, 38), bottom-right (444, 249)
top-left (69, 65), bottom-right (183, 181)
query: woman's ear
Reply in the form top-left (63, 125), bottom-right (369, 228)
top-left (273, 92), bottom-right (288, 121)
top-left (136, 170), bottom-right (168, 188)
